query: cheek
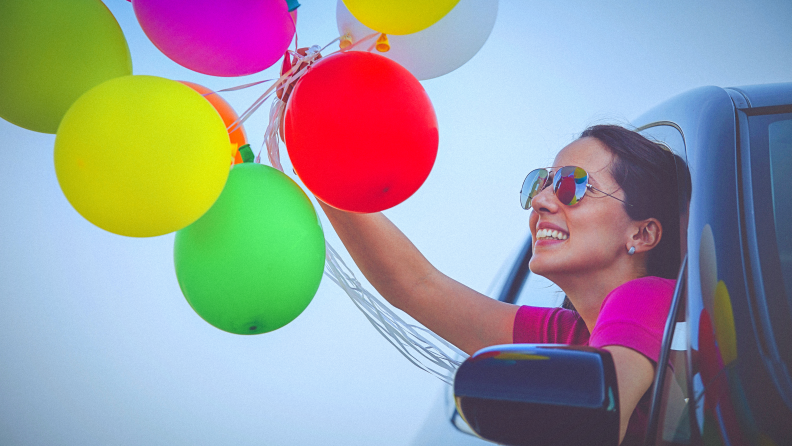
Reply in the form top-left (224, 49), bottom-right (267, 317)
top-left (571, 210), bottom-right (629, 250)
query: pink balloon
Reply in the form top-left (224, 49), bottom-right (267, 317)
top-left (133, 0), bottom-right (295, 77)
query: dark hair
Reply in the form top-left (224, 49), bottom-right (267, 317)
top-left (561, 124), bottom-right (691, 311)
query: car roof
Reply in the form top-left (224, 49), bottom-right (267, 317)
top-left (726, 82), bottom-right (792, 109)
top-left (634, 83), bottom-right (792, 132)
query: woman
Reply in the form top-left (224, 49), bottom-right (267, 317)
top-left (318, 124), bottom-right (689, 445)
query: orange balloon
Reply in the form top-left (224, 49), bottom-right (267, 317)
top-left (179, 81), bottom-right (247, 164)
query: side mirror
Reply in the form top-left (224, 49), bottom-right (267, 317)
top-left (453, 344), bottom-right (620, 446)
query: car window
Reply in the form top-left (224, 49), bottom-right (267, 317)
top-left (489, 232), bottom-right (563, 307)
top-left (512, 267), bottom-right (564, 307)
top-left (637, 123), bottom-right (687, 160)
top-left (637, 123), bottom-right (690, 262)
top-left (465, 123), bottom-right (694, 442)
top-left (746, 111), bottom-right (792, 389)
top-left (766, 117), bottom-right (792, 307)
top-left (485, 240), bottom-right (524, 298)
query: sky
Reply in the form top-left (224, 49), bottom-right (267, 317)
top-left (1, 1), bottom-right (790, 445)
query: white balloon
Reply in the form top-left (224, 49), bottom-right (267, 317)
top-left (336, 0), bottom-right (498, 80)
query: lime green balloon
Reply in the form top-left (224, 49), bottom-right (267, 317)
top-left (0, 0), bottom-right (132, 134)
top-left (174, 163), bottom-right (326, 335)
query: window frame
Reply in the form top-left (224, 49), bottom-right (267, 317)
top-left (645, 257), bottom-right (691, 445)
top-left (635, 122), bottom-right (692, 444)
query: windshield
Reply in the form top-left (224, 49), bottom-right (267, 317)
top-left (768, 117), bottom-right (792, 302)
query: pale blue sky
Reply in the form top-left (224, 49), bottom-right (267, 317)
top-left (1, 1), bottom-right (790, 445)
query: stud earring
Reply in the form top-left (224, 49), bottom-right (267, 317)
top-left (628, 246), bottom-right (636, 255)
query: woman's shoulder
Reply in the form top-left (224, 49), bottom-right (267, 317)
top-left (606, 276), bottom-right (676, 302)
top-left (597, 276), bottom-right (676, 327)
top-left (591, 276), bottom-right (676, 361)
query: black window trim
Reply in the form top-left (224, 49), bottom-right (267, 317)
top-left (645, 255), bottom-right (688, 445)
top-left (497, 234), bottom-right (534, 304)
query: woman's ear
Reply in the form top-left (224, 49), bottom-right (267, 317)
top-left (630, 218), bottom-right (662, 253)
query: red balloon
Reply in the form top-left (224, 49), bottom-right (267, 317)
top-left (284, 51), bottom-right (439, 213)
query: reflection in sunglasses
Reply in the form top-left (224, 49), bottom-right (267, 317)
top-left (520, 165), bottom-right (632, 210)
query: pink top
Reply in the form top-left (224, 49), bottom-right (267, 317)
top-left (513, 276), bottom-right (676, 446)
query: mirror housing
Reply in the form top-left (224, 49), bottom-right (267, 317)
top-left (453, 344), bottom-right (620, 446)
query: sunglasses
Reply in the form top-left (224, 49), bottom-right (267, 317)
top-left (520, 166), bottom-right (632, 210)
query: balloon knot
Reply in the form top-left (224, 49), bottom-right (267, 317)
top-left (238, 144), bottom-right (255, 163)
top-left (305, 45), bottom-right (322, 57)
top-left (376, 33), bottom-right (390, 52)
top-left (340, 34), bottom-right (353, 50)
top-left (278, 46), bottom-right (323, 104)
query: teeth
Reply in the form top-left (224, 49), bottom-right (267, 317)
top-left (536, 229), bottom-right (568, 240)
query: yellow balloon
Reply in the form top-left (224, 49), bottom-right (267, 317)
top-left (54, 75), bottom-right (231, 237)
top-left (713, 280), bottom-right (738, 365)
top-left (341, 0), bottom-right (460, 35)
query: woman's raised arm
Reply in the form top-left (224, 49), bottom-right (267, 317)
top-left (319, 202), bottom-right (519, 355)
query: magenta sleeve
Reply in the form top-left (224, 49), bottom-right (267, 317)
top-left (513, 305), bottom-right (589, 345)
top-left (589, 276), bottom-right (675, 365)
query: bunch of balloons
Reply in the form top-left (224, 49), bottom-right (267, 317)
top-left (0, 0), bottom-right (498, 335)
top-left (0, 0), bottom-right (319, 335)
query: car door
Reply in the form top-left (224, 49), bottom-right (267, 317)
top-left (641, 84), bottom-right (792, 446)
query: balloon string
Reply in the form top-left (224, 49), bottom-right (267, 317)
top-left (323, 242), bottom-right (465, 384)
top-left (205, 36), bottom-right (467, 384)
top-left (217, 33), bottom-right (377, 137)
top-left (340, 32), bottom-right (380, 53)
top-left (215, 78), bottom-right (276, 93)
top-left (226, 41), bottom-right (329, 136)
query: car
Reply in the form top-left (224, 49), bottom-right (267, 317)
top-left (412, 82), bottom-right (792, 445)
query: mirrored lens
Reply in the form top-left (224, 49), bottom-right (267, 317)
top-left (520, 169), bottom-right (549, 209)
top-left (553, 166), bottom-right (588, 205)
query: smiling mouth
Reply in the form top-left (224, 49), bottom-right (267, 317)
top-left (536, 228), bottom-right (568, 241)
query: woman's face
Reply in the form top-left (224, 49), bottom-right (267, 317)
top-left (528, 137), bottom-right (634, 280)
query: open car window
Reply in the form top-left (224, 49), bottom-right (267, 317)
top-left (511, 259), bottom-right (564, 308)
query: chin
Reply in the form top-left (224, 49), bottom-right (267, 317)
top-left (528, 257), bottom-right (552, 277)
top-left (529, 255), bottom-right (577, 281)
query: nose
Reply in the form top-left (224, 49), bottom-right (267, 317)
top-left (530, 181), bottom-right (559, 214)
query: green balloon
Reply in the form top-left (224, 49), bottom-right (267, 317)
top-left (174, 163), bottom-right (326, 335)
top-left (0, 0), bottom-right (132, 134)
